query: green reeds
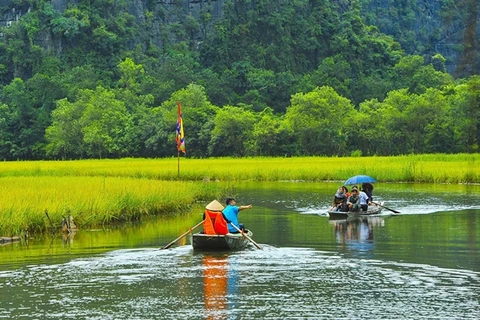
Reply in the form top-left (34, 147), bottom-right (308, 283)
top-left (0, 176), bottom-right (222, 235)
top-left (1, 154), bottom-right (479, 235)
top-left (2, 154), bottom-right (478, 183)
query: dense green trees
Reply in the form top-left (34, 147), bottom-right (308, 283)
top-left (0, 0), bottom-right (478, 159)
top-left (46, 86), bottom-right (135, 158)
top-left (285, 87), bottom-right (354, 156)
top-left (451, 76), bottom-right (480, 153)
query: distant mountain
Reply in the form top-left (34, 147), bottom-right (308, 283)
top-left (360, 0), bottom-right (479, 76)
top-left (0, 0), bottom-right (478, 77)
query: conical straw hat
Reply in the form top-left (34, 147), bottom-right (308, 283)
top-left (205, 199), bottom-right (224, 211)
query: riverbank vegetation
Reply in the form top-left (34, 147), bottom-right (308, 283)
top-left (0, 175), bottom-right (224, 235)
top-left (0, 1), bottom-right (479, 160)
top-left (1, 154), bottom-right (479, 235)
top-left (1, 154), bottom-right (478, 183)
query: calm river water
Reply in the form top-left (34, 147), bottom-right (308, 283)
top-left (0, 182), bottom-right (479, 319)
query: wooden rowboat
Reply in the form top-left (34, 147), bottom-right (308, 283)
top-left (191, 230), bottom-right (254, 251)
top-left (328, 202), bottom-right (384, 219)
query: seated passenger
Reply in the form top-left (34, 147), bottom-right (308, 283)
top-left (343, 186), bottom-right (350, 198)
top-left (361, 183), bottom-right (374, 202)
top-left (358, 188), bottom-right (370, 211)
top-left (347, 187), bottom-right (361, 212)
top-left (332, 186), bottom-right (348, 211)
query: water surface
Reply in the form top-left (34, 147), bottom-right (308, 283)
top-left (0, 182), bottom-right (479, 319)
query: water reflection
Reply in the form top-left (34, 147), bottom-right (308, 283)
top-left (330, 216), bottom-right (385, 257)
top-left (202, 254), bottom-right (240, 320)
top-left (203, 255), bottom-right (228, 319)
top-left (61, 230), bottom-right (77, 246)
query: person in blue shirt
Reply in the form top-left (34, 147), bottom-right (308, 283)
top-left (222, 198), bottom-right (252, 233)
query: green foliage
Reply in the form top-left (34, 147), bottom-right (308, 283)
top-left (353, 87), bottom-right (457, 155)
top-left (250, 110), bottom-right (295, 156)
top-left (350, 150), bottom-right (362, 157)
top-left (361, 0), bottom-right (479, 76)
top-left (0, 103), bottom-right (17, 159)
top-left (285, 86), bottom-right (354, 156)
top-left (46, 86), bottom-right (134, 159)
top-left (51, 12), bottom-right (89, 39)
top-left (432, 54), bottom-right (447, 72)
top-left (117, 58), bottom-right (145, 93)
top-left (299, 55), bottom-right (353, 98)
top-left (80, 88), bottom-right (135, 158)
top-left (450, 76), bottom-right (480, 152)
top-left (392, 55), bottom-right (455, 94)
top-left (156, 83), bottom-right (219, 158)
top-left (0, 1), bottom-right (478, 159)
top-left (45, 98), bottom-right (86, 159)
top-left (1, 77), bottom-right (45, 159)
top-left (209, 105), bottom-right (257, 157)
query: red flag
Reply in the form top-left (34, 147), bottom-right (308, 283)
top-left (176, 101), bottom-right (186, 153)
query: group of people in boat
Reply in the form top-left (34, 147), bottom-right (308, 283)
top-left (331, 183), bottom-right (374, 212)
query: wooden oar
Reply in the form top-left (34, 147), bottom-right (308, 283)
top-left (372, 201), bottom-right (400, 214)
top-left (161, 221), bottom-right (203, 249)
top-left (229, 223), bottom-right (261, 249)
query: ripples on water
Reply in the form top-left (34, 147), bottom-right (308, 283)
top-left (1, 246), bottom-right (478, 319)
top-left (296, 197), bottom-right (480, 216)
top-left (1, 183), bottom-right (479, 319)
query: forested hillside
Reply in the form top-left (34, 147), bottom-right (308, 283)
top-left (360, 0), bottom-right (480, 77)
top-left (0, 0), bottom-right (478, 160)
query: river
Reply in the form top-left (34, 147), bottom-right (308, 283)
top-left (0, 182), bottom-right (479, 319)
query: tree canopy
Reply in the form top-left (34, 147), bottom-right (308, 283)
top-left (0, 0), bottom-right (478, 159)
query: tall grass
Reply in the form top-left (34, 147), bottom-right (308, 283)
top-left (0, 176), bottom-right (223, 235)
top-left (0, 154), bottom-right (478, 183)
top-left (1, 154), bottom-right (478, 235)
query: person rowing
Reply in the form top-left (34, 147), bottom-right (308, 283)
top-left (222, 198), bottom-right (253, 233)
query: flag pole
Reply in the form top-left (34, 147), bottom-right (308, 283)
top-left (176, 101), bottom-right (185, 180)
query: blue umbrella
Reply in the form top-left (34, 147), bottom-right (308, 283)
top-left (344, 175), bottom-right (376, 185)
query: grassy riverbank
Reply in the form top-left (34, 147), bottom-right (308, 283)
top-left (0, 154), bottom-right (478, 235)
top-left (0, 176), bottom-right (223, 235)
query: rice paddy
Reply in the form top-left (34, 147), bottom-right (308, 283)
top-left (0, 154), bottom-right (478, 235)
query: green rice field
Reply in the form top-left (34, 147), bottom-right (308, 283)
top-left (0, 154), bottom-right (478, 235)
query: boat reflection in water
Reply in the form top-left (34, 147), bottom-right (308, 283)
top-left (329, 216), bottom-right (385, 256)
top-left (202, 254), bottom-right (239, 320)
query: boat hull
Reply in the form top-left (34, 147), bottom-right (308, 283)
top-left (328, 202), bottom-right (384, 219)
top-left (191, 230), bottom-right (253, 251)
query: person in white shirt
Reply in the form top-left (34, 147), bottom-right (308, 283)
top-left (358, 186), bottom-right (370, 211)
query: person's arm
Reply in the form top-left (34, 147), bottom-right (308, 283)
top-left (238, 205), bottom-right (252, 211)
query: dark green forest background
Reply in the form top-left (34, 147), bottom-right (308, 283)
top-left (0, 0), bottom-right (478, 160)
